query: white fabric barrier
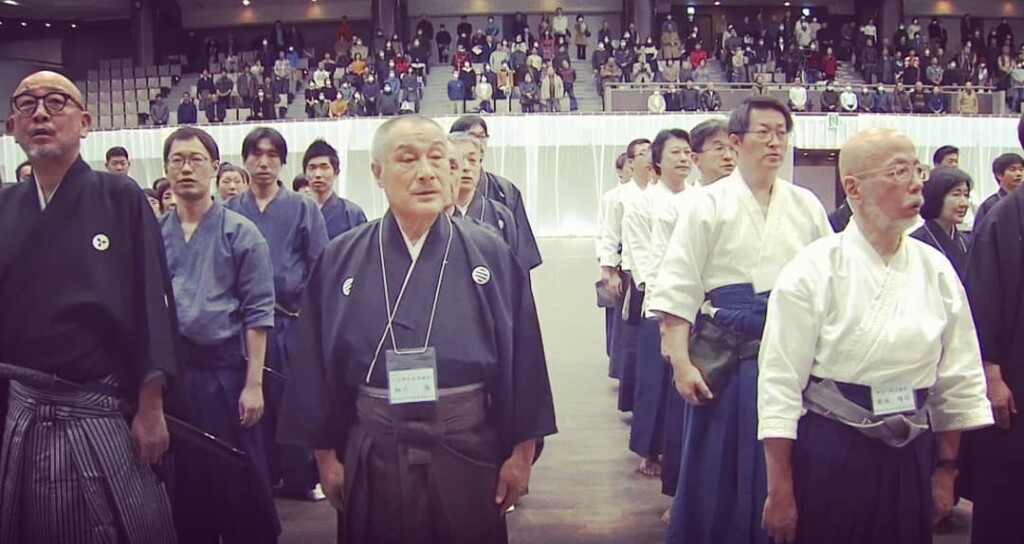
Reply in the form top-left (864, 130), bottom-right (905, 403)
top-left (2, 113), bottom-right (1020, 237)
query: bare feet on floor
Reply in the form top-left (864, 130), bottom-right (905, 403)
top-left (637, 456), bottom-right (661, 477)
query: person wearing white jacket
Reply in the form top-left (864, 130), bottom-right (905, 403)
top-left (839, 85), bottom-right (859, 111)
top-left (648, 90), bottom-right (667, 113)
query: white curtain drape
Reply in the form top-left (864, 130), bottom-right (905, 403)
top-left (2, 113), bottom-right (1019, 236)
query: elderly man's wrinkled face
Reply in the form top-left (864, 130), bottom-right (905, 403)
top-left (372, 120), bottom-right (448, 217)
top-left (7, 71), bottom-right (90, 162)
top-left (848, 134), bottom-right (925, 231)
top-left (453, 140), bottom-right (482, 201)
top-left (695, 131), bottom-right (736, 182)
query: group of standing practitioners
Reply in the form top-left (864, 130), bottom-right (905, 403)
top-left (599, 95), bottom-right (1024, 544)
top-left (0, 69), bottom-right (553, 544)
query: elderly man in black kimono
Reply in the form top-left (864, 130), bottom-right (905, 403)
top-left (964, 141), bottom-right (1024, 544)
top-left (449, 115), bottom-right (542, 270)
top-left (0, 71), bottom-right (178, 542)
top-left (278, 114), bottom-right (557, 544)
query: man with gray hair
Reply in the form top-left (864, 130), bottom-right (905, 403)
top-left (689, 118), bottom-right (735, 187)
top-left (448, 132), bottom-right (519, 252)
top-left (278, 114), bottom-right (557, 543)
top-left (759, 128), bottom-right (992, 543)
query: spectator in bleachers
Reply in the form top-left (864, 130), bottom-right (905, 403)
top-left (520, 71), bottom-right (540, 112)
top-left (973, 61), bottom-right (990, 87)
top-left (448, 71), bottom-right (465, 114)
top-left (928, 85), bottom-right (947, 113)
top-left (14, 161), bottom-right (31, 183)
top-left (857, 86), bottom-right (874, 112)
top-left (599, 55), bottom-right (622, 97)
top-left (540, 65), bottom-right (565, 112)
top-left (250, 58), bottom-right (266, 80)
top-left (197, 68), bottom-right (215, 112)
top-left (573, 15), bottom-right (590, 61)
top-left (552, 8), bottom-right (570, 42)
top-left (349, 92), bottom-right (367, 117)
top-left (677, 79), bottom-right (698, 111)
top-left (959, 41), bottom-right (977, 75)
top-left (647, 89), bottom-right (666, 113)
top-left (497, 61), bottom-right (514, 100)
top-left (820, 81), bottom-right (840, 111)
top-left (633, 60), bottom-right (654, 84)
top-left (105, 147), bottom-right (131, 175)
top-left (379, 83), bottom-right (401, 116)
top-left (362, 73), bottom-right (380, 115)
top-left (822, 46), bottom-right (838, 81)
top-left (558, 59), bottom-right (578, 110)
top-left (958, 81), bottom-right (979, 114)
top-left (861, 37), bottom-right (879, 84)
top-left (401, 72), bottom-right (423, 113)
top-left (149, 94), bottom-right (170, 126)
top-left (782, 75), bottom-right (806, 111)
top-left (490, 41), bottom-right (509, 72)
top-left (237, 64), bottom-right (258, 109)
top-left (873, 84), bottom-right (893, 112)
top-left (312, 92), bottom-right (329, 118)
top-left (893, 81), bottom-right (912, 112)
top-left (910, 80), bottom-right (929, 112)
top-left (699, 81), bottom-right (721, 111)
top-left (840, 85), bottom-right (858, 111)
top-left (436, 24), bottom-right (452, 64)
top-left (592, 41), bottom-right (610, 85)
top-left (304, 82), bottom-right (318, 119)
top-left (751, 74), bottom-right (768, 96)
top-left (250, 87), bottom-right (276, 120)
top-left (942, 59), bottom-right (965, 86)
top-left (878, 46), bottom-right (897, 84)
top-left (329, 93), bottom-right (348, 118)
top-left (273, 51), bottom-right (292, 99)
top-left (661, 59), bottom-right (680, 84)
top-left (476, 74), bottom-right (494, 113)
top-left (926, 56), bottom-right (945, 87)
top-left (178, 91), bottom-right (198, 125)
top-left (211, 69), bottom-right (233, 123)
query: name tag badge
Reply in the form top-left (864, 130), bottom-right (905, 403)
top-left (871, 384), bottom-right (917, 416)
top-left (386, 347), bottom-right (439, 405)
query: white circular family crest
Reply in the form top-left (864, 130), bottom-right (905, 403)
top-left (92, 234), bottom-right (110, 252)
top-left (342, 277), bottom-right (354, 296)
top-left (472, 266), bottom-right (491, 285)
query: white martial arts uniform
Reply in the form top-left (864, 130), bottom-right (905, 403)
top-left (757, 221), bottom-right (993, 440)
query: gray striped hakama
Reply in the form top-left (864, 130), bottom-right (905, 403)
top-left (0, 376), bottom-right (177, 544)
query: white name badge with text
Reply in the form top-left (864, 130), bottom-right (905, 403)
top-left (386, 347), bottom-right (439, 405)
top-left (871, 384), bottom-right (917, 416)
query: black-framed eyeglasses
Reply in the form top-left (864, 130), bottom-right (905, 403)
top-left (10, 91), bottom-right (84, 116)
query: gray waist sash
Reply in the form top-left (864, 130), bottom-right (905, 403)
top-left (803, 379), bottom-right (930, 448)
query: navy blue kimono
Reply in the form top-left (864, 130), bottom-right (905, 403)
top-left (319, 193), bottom-right (368, 240)
top-left (224, 182), bottom-right (328, 492)
top-left (963, 187), bottom-right (1024, 544)
top-left (160, 202), bottom-right (280, 543)
top-left (479, 170), bottom-right (542, 270)
top-left (454, 191), bottom-right (519, 256)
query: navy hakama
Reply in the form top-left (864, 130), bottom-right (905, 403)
top-left (666, 285), bottom-right (769, 544)
top-left (629, 317), bottom-right (669, 458)
top-left (660, 379), bottom-right (687, 496)
top-left (608, 299), bottom-right (629, 380)
top-left (791, 384), bottom-right (934, 544)
top-left (174, 340), bottom-right (281, 543)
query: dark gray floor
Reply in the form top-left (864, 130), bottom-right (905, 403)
top-left (275, 238), bottom-right (973, 544)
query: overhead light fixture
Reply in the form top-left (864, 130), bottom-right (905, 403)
top-left (70, 23), bottom-right (77, 28)
top-left (44, 22), bottom-right (51, 27)
top-left (783, 1), bottom-right (791, 5)
top-left (686, 6), bottom-right (695, 15)
top-left (241, 0), bottom-right (250, 5)
top-left (20, 21), bottom-right (27, 26)
top-left (802, 7), bottom-right (811, 16)
top-left (3, 0), bottom-right (20, 6)
top-left (713, 0), bottom-right (721, 4)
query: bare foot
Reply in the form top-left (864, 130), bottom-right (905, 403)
top-left (661, 508), bottom-right (671, 525)
top-left (638, 457), bottom-right (661, 477)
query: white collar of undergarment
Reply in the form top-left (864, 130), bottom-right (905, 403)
top-left (456, 203), bottom-right (470, 217)
top-left (399, 227), bottom-right (427, 263)
top-left (36, 179), bottom-right (63, 210)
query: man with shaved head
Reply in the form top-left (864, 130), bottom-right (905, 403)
top-left (278, 114), bottom-right (556, 543)
top-left (758, 128), bottom-right (992, 544)
top-left (0, 71), bottom-right (178, 541)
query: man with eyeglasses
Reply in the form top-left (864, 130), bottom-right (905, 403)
top-left (0, 71), bottom-right (178, 542)
top-left (449, 115), bottom-right (542, 271)
top-left (105, 145), bottom-right (131, 175)
top-left (302, 139), bottom-right (367, 240)
top-left (759, 127), bottom-right (992, 544)
top-left (689, 118), bottom-right (736, 187)
top-left (158, 126), bottom-right (281, 543)
top-left (649, 96), bottom-right (831, 544)
top-left (224, 126), bottom-right (329, 502)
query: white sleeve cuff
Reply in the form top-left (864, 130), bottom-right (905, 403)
top-left (757, 418), bottom-right (799, 441)
top-left (928, 407), bottom-right (994, 433)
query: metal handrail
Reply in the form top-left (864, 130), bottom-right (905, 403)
top-left (603, 81), bottom-right (1001, 93)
